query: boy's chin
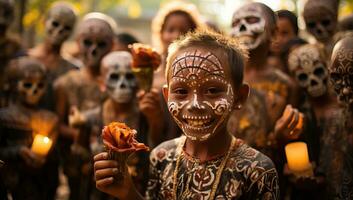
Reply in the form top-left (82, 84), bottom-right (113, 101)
top-left (184, 132), bottom-right (212, 142)
top-left (183, 127), bottom-right (226, 142)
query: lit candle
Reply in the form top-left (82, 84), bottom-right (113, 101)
top-left (31, 134), bottom-right (53, 156)
top-left (285, 142), bottom-right (310, 172)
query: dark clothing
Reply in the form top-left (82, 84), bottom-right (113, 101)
top-left (0, 106), bottom-right (59, 200)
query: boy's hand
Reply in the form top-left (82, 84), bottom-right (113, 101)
top-left (137, 88), bottom-right (162, 126)
top-left (68, 106), bottom-right (86, 127)
top-left (137, 88), bottom-right (164, 145)
top-left (94, 152), bottom-right (134, 199)
top-left (274, 105), bottom-right (304, 141)
top-left (19, 147), bottom-right (45, 168)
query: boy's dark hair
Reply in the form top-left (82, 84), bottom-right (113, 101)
top-left (115, 32), bottom-right (139, 46)
top-left (166, 29), bottom-right (248, 89)
top-left (276, 10), bottom-right (299, 35)
top-left (162, 10), bottom-right (198, 32)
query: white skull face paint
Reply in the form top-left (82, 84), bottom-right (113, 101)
top-left (303, 0), bottom-right (337, 43)
top-left (77, 17), bottom-right (113, 69)
top-left (102, 51), bottom-right (137, 104)
top-left (14, 57), bottom-right (47, 106)
top-left (167, 49), bottom-right (234, 141)
top-left (45, 3), bottom-right (76, 46)
top-left (288, 44), bottom-right (328, 97)
top-left (231, 4), bottom-right (266, 50)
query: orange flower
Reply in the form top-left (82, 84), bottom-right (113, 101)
top-left (102, 122), bottom-right (149, 153)
top-left (130, 43), bottom-right (161, 70)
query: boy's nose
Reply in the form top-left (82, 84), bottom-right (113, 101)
top-left (187, 94), bottom-right (205, 111)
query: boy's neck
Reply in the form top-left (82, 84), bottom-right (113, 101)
top-left (184, 127), bottom-right (232, 163)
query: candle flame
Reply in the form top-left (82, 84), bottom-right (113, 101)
top-left (43, 136), bottom-right (50, 144)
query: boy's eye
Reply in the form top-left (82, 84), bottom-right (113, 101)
top-left (205, 87), bottom-right (222, 95)
top-left (174, 88), bottom-right (188, 95)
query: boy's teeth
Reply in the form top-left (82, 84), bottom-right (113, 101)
top-left (186, 119), bottom-right (211, 127)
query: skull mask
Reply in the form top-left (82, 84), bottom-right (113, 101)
top-left (231, 3), bottom-right (266, 50)
top-left (330, 37), bottom-right (353, 108)
top-left (289, 44), bottom-right (328, 97)
top-left (0, 0), bottom-right (14, 37)
top-left (101, 51), bottom-right (137, 104)
top-left (45, 3), bottom-right (76, 46)
top-left (303, 0), bottom-right (338, 43)
top-left (10, 57), bottom-right (47, 106)
top-left (77, 17), bottom-right (114, 70)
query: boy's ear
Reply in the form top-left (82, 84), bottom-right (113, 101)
top-left (162, 84), bottom-right (169, 103)
top-left (234, 83), bottom-right (250, 110)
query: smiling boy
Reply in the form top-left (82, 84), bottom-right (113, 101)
top-left (94, 30), bottom-right (279, 200)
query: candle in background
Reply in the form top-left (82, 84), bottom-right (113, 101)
top-left (285, 142), bottom-right (310, 172)
top-left (31, 134), bottom-right (53, 156)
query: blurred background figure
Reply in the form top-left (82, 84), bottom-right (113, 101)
top-left (113, 32), bottom-right (139, 52)
top-left (28, 2), bottom-right (78, 112)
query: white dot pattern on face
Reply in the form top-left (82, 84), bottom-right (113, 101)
top-left (172, 50), bottom-right (225, 86)
top-left (168, 50), bottom-right (234, 141)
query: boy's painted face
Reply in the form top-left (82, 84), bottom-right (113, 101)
top-left (167, 47), bottom-right (234, 141)
top-left (161, 13), bottom-right (195, 53)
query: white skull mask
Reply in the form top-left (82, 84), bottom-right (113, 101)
top-left (0, 0), bottom-right (14, 36)
top-left (14, 58), bottom-right (47, 106)
top-left (45, 3), bottom-right (76, 46)
top-left (77, 18), bottom-right (113, 69)
top-left (289, 44), bottom-right (328, 97)
top-left (231, 4), bottom-right (266, 50)
top-left (102, 52), bottom-right (137, 104)
top-left (303, 1), bottom-right (337, 43)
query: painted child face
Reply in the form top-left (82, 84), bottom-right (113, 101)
top-left (161, 12), bottom-right (195, 53)
top-left (288, 44), bottom-right (328, 97)
top-left (231, 4), bottom-right (267, 51)
top-left (330, 37), bottom-right (353, 108)
top-left (45, 4), bottom-right (76, 46)
top-left (101, 52), bottom-right (137, 104)
top-left (77, 19), bottom-right (113, 70)
top-left (166, 47), bottom-right (235, 141)
top-left (15, 59), bottom-right (46, 106)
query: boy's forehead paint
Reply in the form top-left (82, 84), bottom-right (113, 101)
top-left (170, 49), bottom-right (228, 85)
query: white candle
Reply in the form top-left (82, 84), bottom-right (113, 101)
top-left (285, 142), bottom-right (311, 172)
top-left (31, 134), bottom-right (53, 156)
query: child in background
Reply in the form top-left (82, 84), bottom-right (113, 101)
top-left (151, 1), bottom-right (204, 90)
